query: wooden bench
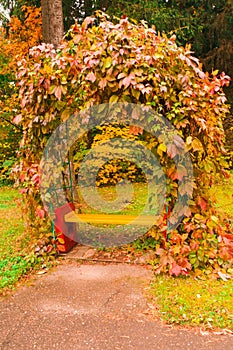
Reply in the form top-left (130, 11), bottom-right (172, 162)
top-left (64, 212), bottom-right (158, 225)
top-left (54, 203), bottom-right (165, 253)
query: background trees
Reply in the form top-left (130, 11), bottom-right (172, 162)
top-left (0, 4), bottom-right (41, 185)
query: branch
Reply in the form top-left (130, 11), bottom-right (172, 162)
top-left (0, 115), bottom-right (23, 131)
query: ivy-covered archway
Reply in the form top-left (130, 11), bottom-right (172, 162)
top-left (14, 13), bottom-right (233, 276)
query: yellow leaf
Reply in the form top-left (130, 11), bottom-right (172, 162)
top-left (103, 57), bottom-right (112, 69)
top-left (109, 95), bottom-right (119, 103)
top-left (194, 214), bottom-right (204, 221)
top-left (131, 88), bottom-right (140, 99)
top-left (61, 108), bottom-right (71, 122)
top-left (186, 136), bottom-right (192, 145)
top-left (157, 143), bottom-right (166, 156)
top-left (43, 64), bottom-right (53, 74)
top-left (191, 138), bottom-right (203, 152)
top-left (210, 215), bottom-right (219, 224)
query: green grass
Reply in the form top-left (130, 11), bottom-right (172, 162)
top-left (78, 175), bottom-right (233, 217)
top-left (77, 182), bottom-right (150, 215)
top-left (149, 175), bottom-right (233, 330)
top-left (77, 182), bottom-right (160, 217)
top-left (150, 275), bottom-right (233, 330)
top-left (210, 175), bottom-right (233, 217)
top-left (0, 186), bottom-right (21, 209)
top-left (0, 188), bottom-right (25, 258)
top-left (0, 187), bottom-right (37, 291)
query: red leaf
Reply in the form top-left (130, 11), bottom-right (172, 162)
top-left (54, 86), bottom-right (62, 100)
top-left (169, 262), bottom-right (182, 276)
top-left (47, 245), bottom-right (53, 253)
top-left (222, 234), bottom-right (233, 241)
top-left (198, 197), bottom-right (207, 211)
top-left (119, 73), bottom-right (136, 89)
top-left (167, 144), bottom-right (178, 158)
top-left (19, 173), bottom-right (26, 182)
top-left (86, 72), bottom-right (96, 83)
top-left (35, 207), bottom-right (45, 218)
top-left (129, 125), bottom-right (143, 135)
top-left (99, 78), bottom-right (107, 89)
top-left (43, 78), bottom-right (50, 90)
top-left (31, 173), bottom-right (40, 185)
top-left (13, 114), bottom-right (22, 124)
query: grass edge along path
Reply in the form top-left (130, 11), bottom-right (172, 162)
top-left (149, 274), bottom-right (233, 331)
top-left (0, 187), bottom-right (52, 293)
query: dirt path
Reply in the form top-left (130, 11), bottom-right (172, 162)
top-left (1, 261), bottom-right (233, 350)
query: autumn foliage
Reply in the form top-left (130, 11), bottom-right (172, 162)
top-left (2, 6), bottom-right (42, 62)
top-left (13, 13), bottom-right (233, 277)
top-left (0, 6), bottom-right (42, 184)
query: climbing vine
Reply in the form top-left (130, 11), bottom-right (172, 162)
top-left (13, 13), bottom-right (233, 276)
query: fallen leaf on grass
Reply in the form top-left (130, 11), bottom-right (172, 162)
top-left (217, 271), bottom-right (232, 281)
top-left (36, 270), bottom-right (48, 275)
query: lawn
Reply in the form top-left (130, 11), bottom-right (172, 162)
top-left (77, 182), bottom-right (150, 215)
top-left (150, 275), bottom-right (233, 330)
top-left (210, 174), bottom-right (233, 217)
top-left (77, 175), bottom-right (233, 216)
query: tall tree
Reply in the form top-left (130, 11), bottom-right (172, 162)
top-left (41, 0), bottom-right (64, 47)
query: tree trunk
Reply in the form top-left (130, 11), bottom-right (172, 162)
top-left (41, 0), bottom-right (64, 48)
